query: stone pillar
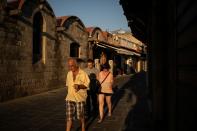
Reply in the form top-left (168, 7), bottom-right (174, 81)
top-left (88, 42), bottom-right (93, 59)
top-left (145, 60), bottom-right (147, 71)
top-left (95, 59), bottom-right (100, 71)
top-left (137, 60), bottom-right (141, 72)
top-left (100, 52), bottom-right (107, 65)
top-left (109, 60), bottom-right (113, 74)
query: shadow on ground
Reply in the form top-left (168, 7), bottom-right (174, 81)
top-left (122, 71), bottom-right (153, 131)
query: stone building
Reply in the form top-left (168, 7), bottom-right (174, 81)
top-left (0, 0), bottom-right (89, 102)
top-left (87, 27), bottom-right (119, 72)
top-left (120, 0), bottom-right (197, 130)
top-left (0, 0), bottom-right (146, 102)
top-left (0, 0), bottom-right (61, 102)
top-left (56, 15), bottom-right (89, 69)
top-left (86, 27), bottom-right (108, 60)
top-left (111, 29), bottom-right (147, 73)
top-left (86, 27), bottom-right (146, 75)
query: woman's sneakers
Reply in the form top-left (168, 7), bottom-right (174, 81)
top-left (108, 112), bottom-right (112, 117)
top-left (97, 118), bottom-right (103, 123)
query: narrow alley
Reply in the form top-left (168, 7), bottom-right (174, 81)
top-left (0, 73), bottom-right (152, 131)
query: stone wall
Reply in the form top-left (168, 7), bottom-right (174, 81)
top-left (0, 0), bottom-right (68, 102)
top-left (0, 0), bottom-right (90, 102)
top-left (0, 8), bottom-right (24, 101)
top-left (0, 0), bottom-right (139, 102)
top-left (56, 15), bottom-right (89, 76)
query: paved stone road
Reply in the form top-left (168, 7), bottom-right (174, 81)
top-left (86, 87), bottom-right (136, 131)
top-left (0, 75), bottom-right (133, 131)
top-left (0, 88), bottom-right (66, 131)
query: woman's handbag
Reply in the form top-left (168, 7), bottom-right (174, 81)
top-left (97, 72), bottom-right (110, 93)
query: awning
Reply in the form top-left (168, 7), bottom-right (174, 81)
top-left (116, 48), bottom-right (141, 56)
top-left (96, 43), bottom-right (119, 50)
top-left (96, 43), bottom-right (141, 56)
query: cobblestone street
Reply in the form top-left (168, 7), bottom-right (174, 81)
top-left (0, 74), bottom-right (152, 131)
top-left (0, 87), bottom-right (66, 131)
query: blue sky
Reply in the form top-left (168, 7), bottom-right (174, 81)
top-left (47, 0), bottom-right (130, 31)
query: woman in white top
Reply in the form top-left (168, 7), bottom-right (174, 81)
top-left (97, 63), bottom-right (114, 123)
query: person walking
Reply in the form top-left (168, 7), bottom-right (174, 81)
top-left (97, 63), bottom-right (114, 123)
top-left (84, 59), bottom-right (99, 117)
top-left (65, 58), bottom-right (90, 131)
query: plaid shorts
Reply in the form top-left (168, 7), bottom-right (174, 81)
top-left (66, 101), bottom-right (86, 121)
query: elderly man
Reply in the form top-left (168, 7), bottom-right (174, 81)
top-left (65, 58), bottom-right (90, 131)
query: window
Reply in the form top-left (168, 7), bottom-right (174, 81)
top-left (96, 33), bottom-right (99, 40)
top-left (32, 12), bottom-right (43, 64)
top-left (70, 42), bottom-right (80, 57)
